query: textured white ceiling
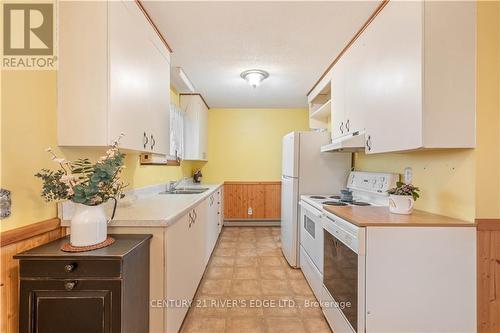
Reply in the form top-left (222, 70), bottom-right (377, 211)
top-left (143, 1), bottom-right (379, 108)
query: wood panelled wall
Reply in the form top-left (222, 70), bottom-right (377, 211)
top-left (1, 218), bottom-right (66, 333)
top-left (224, 182), bottom-right (281, 220)
top-left (478, 219), bottom-right (500, 332)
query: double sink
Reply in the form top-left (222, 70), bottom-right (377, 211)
top-left (159, 187), bottom-right (209, 195)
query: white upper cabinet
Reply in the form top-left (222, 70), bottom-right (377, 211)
top-left (319, 1), bottom-right (475, 154)
top-left (181, 94), bottom-right (209, 161)
top-left (58, 0), bottom-right (171, 154)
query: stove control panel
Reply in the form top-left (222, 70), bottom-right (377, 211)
top-left (347, 171), bottom-right (399, 194)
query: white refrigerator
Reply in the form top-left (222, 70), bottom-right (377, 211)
top-left (281, 131), bottom-right (351, 267)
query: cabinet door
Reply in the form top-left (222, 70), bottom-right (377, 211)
top-left (145, 26), bottom-right (170, 155)
top-left (217, 189), bottom-right (223, 233)
top-left (363, 1), bottom-right (423, 154)
top-left (108, 0), bottom-right (151, 151)
top-left (20, 279), bottom-right (121, 333)
top-left (205, 194), bottom-right (219, 263)
top-left (166, 213), bottom-right (200, 333)
top-left (181, 96), bottom-right (200, 160)
top-left (193, 200), bottom-right (208, 275)
top-left (198, 104), bottom-right (208, 160)
top-left (330, 58), bottom-right (347, 140)
top-left (344, 32), bottom-right (368, 135)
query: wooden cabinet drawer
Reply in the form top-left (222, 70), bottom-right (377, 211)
top-left (19, 259), bottom-right (121, 278)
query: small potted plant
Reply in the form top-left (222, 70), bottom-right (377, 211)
top-left (388, 182), bottom-right (420, 215)
top-left (35, 135), bottom-right (126, 247)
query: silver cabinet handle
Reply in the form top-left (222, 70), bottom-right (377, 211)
top-left (64, 281), bottom-right (77, 291)
top-left (340, 122), bottom-right (344, 134)
top-left (143, 132), bottom-right (149, 149)
top-left (193, 209), bottom-right (197, 222)
top-left (346, 119), bottom-right (350, 132)
top-left (366, 135), bottom-right (372, 151)
top-left (150, 134), bottom-right (155, 150)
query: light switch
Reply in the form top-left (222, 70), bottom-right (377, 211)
top-left (404, 167), bottom-right (413, 184)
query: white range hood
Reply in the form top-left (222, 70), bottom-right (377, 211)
top-left (320, 132), bottom-right (366, 152)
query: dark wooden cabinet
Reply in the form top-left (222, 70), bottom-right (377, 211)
top-left (14, 234), bottom-right (152, 333)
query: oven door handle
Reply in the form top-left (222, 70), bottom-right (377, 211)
top-left (299, 201), bottom-right (324, 218)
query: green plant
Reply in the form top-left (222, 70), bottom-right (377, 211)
top-left (388, 182), bottom-right (420, 201)
top-left (35, 134), bottom-right (127, 206)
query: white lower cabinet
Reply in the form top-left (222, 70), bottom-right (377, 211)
top-left (110, 187), bottom-right (223, 333)
top-left (166, 203), bottom-right (205, 333)
top-left (205, 191), bottom-right (222, 265)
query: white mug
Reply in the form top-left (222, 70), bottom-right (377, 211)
top-left (389, 195), bottom-right (414, 215)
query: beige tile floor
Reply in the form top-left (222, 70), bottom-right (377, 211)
top-left (181, 226), bottom-right (332, 333)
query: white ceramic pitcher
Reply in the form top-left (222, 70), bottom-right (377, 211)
top-left (70, 198), bottom-right (117, 246)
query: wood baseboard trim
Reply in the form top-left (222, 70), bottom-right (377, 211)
top-left (224, 221), bottom-right (281, 227)
top-left (476, 219), bottom-right (500, 231)
top-left (224, 181), bottom-right (281, 185)
top-left (1, 218), bottom-right (61, 247)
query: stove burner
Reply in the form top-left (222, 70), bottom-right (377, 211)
top-left (329, 195), bottom-right (341, 199)
top-left (352, 201), bottom-right (371, 206)
top-left (323, 201), bottom-right (348, 206)
top-left (310, 195), bottom-right (327, 199)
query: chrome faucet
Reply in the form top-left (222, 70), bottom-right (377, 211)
top-left (166, 178), bottom-right (186, 192)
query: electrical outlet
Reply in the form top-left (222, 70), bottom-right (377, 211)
top-left (247, 207), bottom-right (253, 215)
top-left (404, 167), bottom-right (413, 184)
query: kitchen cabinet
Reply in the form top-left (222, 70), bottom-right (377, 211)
top-left (360, 1), bottom-right (475, 153)
top-left (180, 94), bottom-right (209, 161)
top-left (205, 190), bottom-right (222, 264)
top-left (15, 234), bottom-right (151, 333)
top-left (318, 1), bottom-right (475, 154)
top-left (166, 201), bottom-right (207, 333)
top-left (58, 0), bottom-right (170, 154)
top-left (105, 186), bottom-right (224, 333)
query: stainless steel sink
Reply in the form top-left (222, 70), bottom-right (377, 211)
top-left (159, 188), bottom-right (208, 195)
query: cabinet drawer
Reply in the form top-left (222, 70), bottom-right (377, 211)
top-left (19, 259), bottom-right (121, 278)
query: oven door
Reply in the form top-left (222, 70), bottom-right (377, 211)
top-left (323, 218), bottom-right (362, 332)
top-left (299, 201), bottom-right (324, 273)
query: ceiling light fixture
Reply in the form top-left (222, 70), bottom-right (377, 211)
top-left (240, 69), bottom-right (269, 88)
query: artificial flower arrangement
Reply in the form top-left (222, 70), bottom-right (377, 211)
top-left (35, 134), bottom-right (127, 246)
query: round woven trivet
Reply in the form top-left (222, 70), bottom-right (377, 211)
top-left (60, 237), bottom-right (115, 252)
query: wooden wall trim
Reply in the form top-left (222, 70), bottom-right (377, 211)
top-left (307, 0), bottom-right (389, 96)
top-left (224, 181), bottom-right (281, 185)
top-left (135, 0), bottom-right (173, 53)
top-left (476, 219), bottom-right (500, 231)
top-left (179, 93), bottom-right (211, 110)
top-left (1, 218), bottom-right (60, 247)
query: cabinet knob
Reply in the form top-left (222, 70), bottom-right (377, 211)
top-left (64, 264), bottom-right (76, 272)
top-left (64, 281), bottom-right (77, 291)
top-left (143, 132), bottom-right (149, 149)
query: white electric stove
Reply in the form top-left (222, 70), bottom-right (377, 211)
top-left (299, 171), bottom-right (398, 333)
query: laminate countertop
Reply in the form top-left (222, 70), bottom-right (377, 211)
top-left (323, 205), bottom-right (476, 227)
top-left (59, 183), bottom-right (223, 228)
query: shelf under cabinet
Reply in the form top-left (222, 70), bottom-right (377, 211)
top-left (309, 99), bottom-right (331, 121)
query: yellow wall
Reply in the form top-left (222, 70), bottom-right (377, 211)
top-left (476, 1), bottom-right (500, 219)
top-left (0, 71), bottom-right (193, 232)
top-left (355, 150), bottom-right (476, 221)
top-left (355, 1), bottom-right (500, 222)
top-left (202, 108), bottom-right (309, 183)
